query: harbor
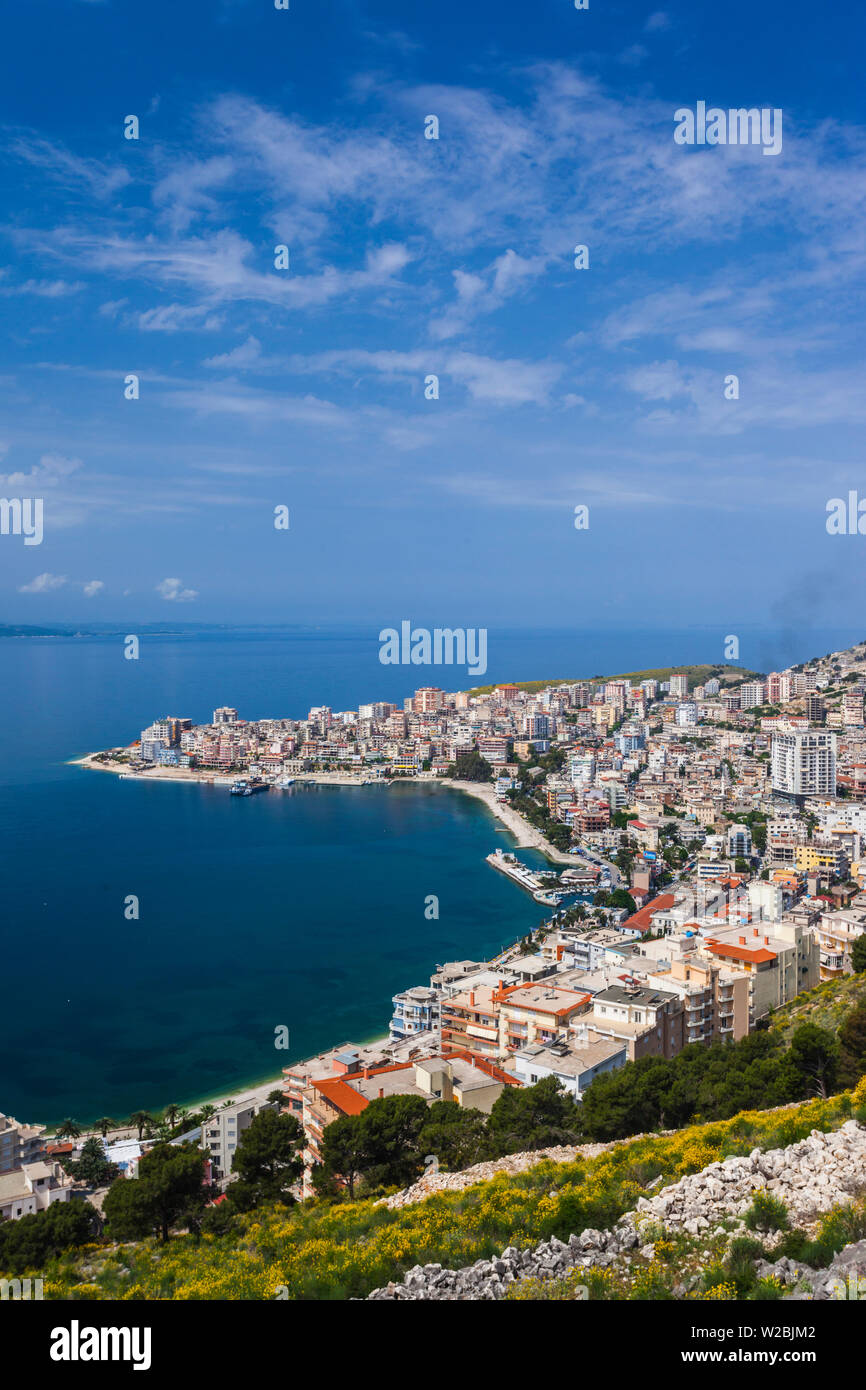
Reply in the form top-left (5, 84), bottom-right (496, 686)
top-left (486, 848), bottom-right (585, 904)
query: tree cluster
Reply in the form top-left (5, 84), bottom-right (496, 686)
top-left (313, 1077), bottom-right (582, 1199)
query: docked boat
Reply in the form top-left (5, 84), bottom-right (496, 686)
top-left (230, 778), bottom-right (269, 797)
top-left (276, 776), bottom-right (295, 788)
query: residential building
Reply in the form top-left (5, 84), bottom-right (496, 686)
top-left (201, 1097), bottom-right (277, 1182)
top-left (497, 982), bottom-right (592, 1055)
top-left (0, 1114), bottom-right (45, 1173)
top-left (390, 985), bottom-right (440, 1042)
top-left (0, 1161), bottom-right (75, 1222)
top-left (816, 907), bottom-right (866, 980)
top-left (441, 985), bottom-right (500, 1057)
top-left (771, 730), bottom-right (837, 801)
top-left (579, 982), bottom-right (685, 1061)
top-left (301, 1052), bottom-right (516, 1194)
top-left (512, 1037), bottom-right (627, 1099)
top-left (739, 681), bottom-right (766, 710)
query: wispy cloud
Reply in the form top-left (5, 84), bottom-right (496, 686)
top-left (18, 572), bottom-right (67, 593)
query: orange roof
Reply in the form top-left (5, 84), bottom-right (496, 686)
top-left (312, 1078), bottom-right (369, 1116)
top-left (622, 893), bottom-right (677, 932)
top-left (312, 1062), bottom-right (412, 1116)
top-left (704, 939), bottom-right (776, 964)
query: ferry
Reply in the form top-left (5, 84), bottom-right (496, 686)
top-left (230, 778), bottom-right (269, 797)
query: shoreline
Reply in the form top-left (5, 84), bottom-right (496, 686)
top-left (446, 779), bottom-right (578, 865)
top-left (51, 1034), bottom-right (392, 1143)
top-left (55, 759), bottom-right (579, 1131)
top-left (72, 753), bottom-right (575, 863)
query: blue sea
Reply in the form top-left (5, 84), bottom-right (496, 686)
top-left (1, 623), bottom-right (860, 1125)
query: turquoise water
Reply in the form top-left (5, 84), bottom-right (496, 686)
top-left (2, 624), bottom-right (860, 1124)
top-left (1, 770), bottom-right (547, 1125)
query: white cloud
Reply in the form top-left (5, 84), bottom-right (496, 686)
top-left (156, 577), bottom-right (198, 602)
top-left (19, 572), bottom-right (67, 593)
top-left (204, 335), bottom-right (262, 369)
top-left (11, 135), bottom-right (130, 200)
top-left (286, 346), bottom-right (560, 406)
top-left (0, 452), bottom-right (82, 490)
top-left (0, 279), bottom-right (84, 298)
top-left (430, 249), bottom-right (549, 340)
top-left (82, 580), bottom-right (104, 597)
top-left (136, 303), bottom-right (225, 333)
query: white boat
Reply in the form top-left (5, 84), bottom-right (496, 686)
top-left (276, 776), bottom-right (295, 788)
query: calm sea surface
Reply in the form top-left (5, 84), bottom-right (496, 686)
top-left (1, 624), bottom-right (859, 1123)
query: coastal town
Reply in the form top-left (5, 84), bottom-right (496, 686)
top-left (7, 641), bottom-right (866, 1223)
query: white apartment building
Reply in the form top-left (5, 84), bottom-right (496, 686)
top-left (739, 681), bottom-right (767, 710)
top-left (390, 985), bottom-right (440, 1041)
top-left (0, 1113), bottom-right (45, 1173)
top-left (512, 1037), bottom-right (627, 1099)
top-left (702, 920), bottom-right (819, 1022)
top-left (0, 1161), bottom-right (75, 1222)
top-left (816, 907), bottom-right (866, 981)
top-left (771, 730), bottom-right (837, 800)
top-left (201, 1098), bottom-right (278, 1182)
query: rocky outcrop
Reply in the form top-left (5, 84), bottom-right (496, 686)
top-left (756, 1240), bottom-right (866, 1300)
top-left (367, 1121), bottom-right (866, 1300)
top-left (632, 1120), bottom-right (866, 1235)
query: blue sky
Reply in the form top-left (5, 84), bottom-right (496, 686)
top-left (1, 0), bottom-right (865, 630)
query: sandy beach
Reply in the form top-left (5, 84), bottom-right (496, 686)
top-left (446, 779), bottom-right (578, 864)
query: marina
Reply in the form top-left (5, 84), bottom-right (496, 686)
top-left (230, 778), bottom-right (269, 797)
top-left (486, 848), bottom-right (576, 904)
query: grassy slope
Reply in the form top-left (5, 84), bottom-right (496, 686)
top-left (770, 973), bottom-right (866, 1044)
top-left (468, 665), bottom-right (762, 698)
top-left (29, 1082), bottom-right (866, 1301)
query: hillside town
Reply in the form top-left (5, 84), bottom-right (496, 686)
top-left (8, 641), bottom-right (866, 1217)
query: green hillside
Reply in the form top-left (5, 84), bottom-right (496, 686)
top-left (468, 664), bottom-right (761, 698)
top-left (15, 1084), bottom-right (866, 1301)
top-left (771, 973), bottom-right (866, 1043)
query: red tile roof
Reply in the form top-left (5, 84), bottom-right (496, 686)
top-left (312, 1062), bottom-right (412, 1116)
top-left (311, 1077), bottom-right (370, 1116)
top-left (622, 893), bottom-right (677, 932)
top-left (704, 939), bottom-right (777, 964)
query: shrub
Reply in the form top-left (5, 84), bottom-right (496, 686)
top-left (725, 1235), bottom-right (766, 1296)
top-left (744, 1192), bottom-right (789, 1234)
